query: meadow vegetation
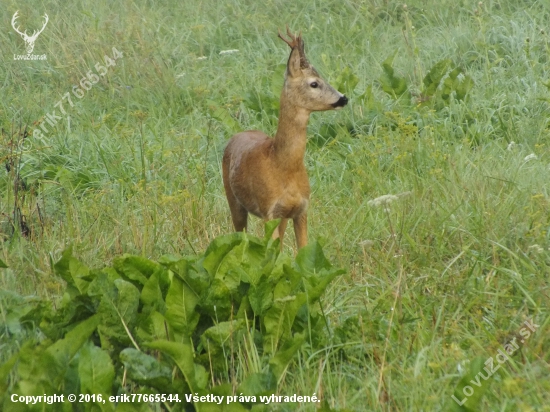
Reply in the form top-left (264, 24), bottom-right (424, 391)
top-left (1, 0), bottom-right (549, 410)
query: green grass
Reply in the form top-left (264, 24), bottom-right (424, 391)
top-left (1, 0), bottom-right (549, 410)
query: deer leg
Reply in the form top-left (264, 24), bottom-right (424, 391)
top-left (222, 157), bottom-right (248, 232)
top-left (272, 218), bottom-right (288, 250)
top-left (226, 192), bottom-right (247, 231)
top-left (293, 213), bottom-right (307, 249)
top-left (230, 203), bottom-right (248, 232)
top-left (223, 180), bottom-right (248, 231)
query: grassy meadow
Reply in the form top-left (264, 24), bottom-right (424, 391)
top-left (1, 0), bottom-right (549, 410)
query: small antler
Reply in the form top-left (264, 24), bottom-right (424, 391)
top-left (278, 25), bottom-right (309, 69)
top-left (277, 25), bottom-right (300, 49)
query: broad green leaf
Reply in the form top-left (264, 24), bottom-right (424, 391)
top-left (263, 219), bottom-right (280, 241)
top-left (261, 263), bottom-right (309, 351)
top-left (201, 319), bottom-right (245, 348)
top-left (335, 66), bottom-right (359, 96)
top-left (279, 265), bottom-right (303, 295)
top-left (200, 278), bottom-right (233, 319)
top-left (0, 258), bottom-right (7, 268)
top-left (357, 84), bottom-right (382, 111)
top-left (202, 233), bottom-right (245, 278)
top-left (263, 292), bottom-right (306, 353)
top-left (448, 357), bottom-right (492, 411)
top-left (200, 320), bottom-right (245, 369)
top-left (441, 67), bottom-right (472, 102)
top-left (423, 59), bottom-right (451, 97)
top-left (202, 232), bottom-right (268, 287)
top-left (3, 296), bottom-right (44, 335)
top-left (164, 256), bottom-right (192, 280)
top-left (269, 333), bottom-right (306, 381)
top-left (136, 310), bottom-right (168, 342)
top-left (13, 315), bottom-right (99, 395)
top-left (157, 254), bottom-right (183, 265)
top-left (0, 352), bottom-right (18, 394)
top-left (380, 54), bottom-right (408, 98)
top-left (54, 247), bottom-right (91, 294)
top-left (114, 255), bottom-right (158, 286)
top-left (14, 342), bottom-right (58, 397)
top-left (96, 279), bottom-right (140, 349)
top-left (238, 372), bottom-right (277, 397)
top-left (303, 267), bottom-right (346, 304)
top-left (214, 240), bottom-right (247, 292)
top-left (295, 240), bottom-right (332, 274)
top-left (146, 340), bottom-right (208, 395)
top-left (53, 247), bottom-right (76, 286)
top-left (120, 348), bottom-right (172, 390)
top-left (165, 275), bottom-right (200, 336)
top-left (248, 274), bottom-right (273, 316)
top-left (79, 342), bottom-right (115, 411)
top-left (140, 268), bottom-right (168, 313)
top-left (207, 99), bottom-right (241, 133)
top-left (46, 314), bottom-right (100, 368)
top-left (244, 89), bottom-right (279, 120)
top-left (455, 73), bottom-right (474, 101)
top-left (87, 271), bottom-right (116, 298)
top-left (166, 256), bottom-right (210, 296)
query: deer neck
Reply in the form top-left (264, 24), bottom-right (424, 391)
top-left (273, 99), bottom-right (311, 169)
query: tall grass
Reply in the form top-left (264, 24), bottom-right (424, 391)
top-left (1, 0), bottom-right (549, 410)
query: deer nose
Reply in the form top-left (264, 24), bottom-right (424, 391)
top-left (332, 95), bottom-right (348, 108)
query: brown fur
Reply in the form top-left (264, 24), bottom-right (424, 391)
top-left (222, 28), bottom-right (348, 249)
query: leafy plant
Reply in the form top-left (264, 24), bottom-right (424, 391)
top-left (447, 357), bottom-right (493, 412)
top-left (242, 64), bottom-right (286, 125)
top-left (0, 225), bottom-right (344, 411)
top-left (379, 54), bottom-right (410, 100)
top-left (379, 56), bottom-right (474, 107)
top-left (334, 66), bottom-right (359, 97)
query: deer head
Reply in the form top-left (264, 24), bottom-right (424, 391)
top-left (278, 26), bottom-right (348, 112)
top-left (11, 11), bottom-right (49, 54)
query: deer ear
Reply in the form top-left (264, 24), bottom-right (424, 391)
top-left (286, 47), bottom-right (302, 78)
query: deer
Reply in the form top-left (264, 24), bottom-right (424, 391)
top-left (11, 11), bottom-right (49, 55)
top-left (222, 27), bottom-right (348, 250)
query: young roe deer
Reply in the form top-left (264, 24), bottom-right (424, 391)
top-left (222, 27), bottom-right (348, 249)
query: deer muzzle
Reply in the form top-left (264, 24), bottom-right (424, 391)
top-left (332, 95), bottom-right (348, 108)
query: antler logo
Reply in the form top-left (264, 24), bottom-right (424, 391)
top-left (11, 11), bottom-right (49, 54)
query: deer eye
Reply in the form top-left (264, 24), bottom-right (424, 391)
top-left (310, 82), bottom-right (319, 88)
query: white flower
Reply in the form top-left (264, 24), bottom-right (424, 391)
top-left (219, 49), bottom-right (239, 55)
top-left (359, 239), bottom-right (374, 248)
top-left (529, 244), bottom-right (544, 254)
top-left (367, 191), bottom-right (411, 208)
top-left (524, 153), bottom-right (537, 162)
top-left (196, 56), bottom-right (207, 61)
top-left (367, 194), bottom-right (398, 208)
top-left (506, 141), bottom-right (515, 151)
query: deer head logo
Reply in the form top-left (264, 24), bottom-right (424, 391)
top-left (11, 11), bottom-right (49, 54)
